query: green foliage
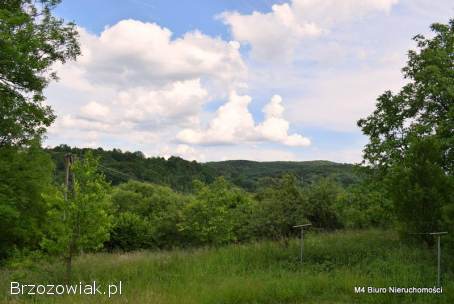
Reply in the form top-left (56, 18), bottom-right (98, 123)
top-left (110, 181), bottom-right (188, 249)
top-left (47, 145), bottom-right (216, 192)
top-left (0, 141), bottom-right (53, 260)
top-left (206, 159), bottom-right (360, 191)
top-left (41, 152), bottom-right (111, 258)
top-left (0, 0), bottom-right (80, 146)
top-left (254, 174), bottom-right (306, 239)
top-left (336, 179), bottom-right (393, 229)
top-left (107, 212), bottom-right (154, 251)
top-left (305, 178), bottom-right (343, 230)
top-left (46, 146), bottom-right (360, 193)
top-left (2, 230), bottom-right (453, 304)
top-left (386, 137), bottom-right (453, 244)
top-left (358, 20), bottom-right (454, 249)
top-left (179, 178), bottom-right (255, 245)
top-left (358, 20), bottom-right (454, 174)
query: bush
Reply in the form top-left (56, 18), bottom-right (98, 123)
top-left (304, 178), bottom-right (343, 230)
top-left (336, 182), bottom-right (393, 229)
top-left (253, 174), bottom-right (307, 240)
top-left (179, 178), bottom-right (256, 246)
top-left (107, 212), bottom-right (154, 251)
top-left (110, 181), bottom-right (188, 249)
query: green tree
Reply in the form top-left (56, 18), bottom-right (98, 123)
top-left (107, 212), bottom-right (154, 251)
top-left (336, 179), bottom-right (393, 229)
top-left (0, 0), bottom-right (79, 146)
top-left (110, 181), bottom-right (188, 249)
top-left (179, 177), bottom-right (255, 245)
top-left (41, 153), bottom-right (111, 280)
top-left (305, 178), bottom-right (342, 230)
top-left (358, 20), bottom-right (453, 174)
top-left (386, 137), bottom-right (452, 244)
top-left (358, 20), bottom-right (454, 244)
top-left (254, 174), bottom-right (306, 240)
top-left (0, 140), bottom-right (53, 260)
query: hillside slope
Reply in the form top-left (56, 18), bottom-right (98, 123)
top-left (205, 160), bottom-right (359, 191)
top-left (47, 145), bottom-right (359, 192)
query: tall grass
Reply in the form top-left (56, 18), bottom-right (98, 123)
top-left (1, 230), bottom-right (452, 303)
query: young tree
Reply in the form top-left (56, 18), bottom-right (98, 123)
top-left (0, 0), bottom-right (80, 146)
top-left (41, 153), bottom-right (111, 280)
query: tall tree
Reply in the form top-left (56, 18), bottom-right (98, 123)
top-left (358, 20), bottom-right (454, 243)
top-left (0, 0), bottom-right (79, 146)
top-left (0, 140), bottom-right (54, 260)
top-left (358, 20), bottom-right (453, 174)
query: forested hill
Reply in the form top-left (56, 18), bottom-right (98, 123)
top-left (46, 145), bottom-right (359, 192)
top-left (205, 160), bottom-right (360, 191)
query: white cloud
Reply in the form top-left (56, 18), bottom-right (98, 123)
top-left (115, 79), bottom-right (208, 126)
top-left (220, 3), bottom-right (322, 60)
top-left (43, 0), bottom-right (450, 163)
top-left (160, 144), bottom-right (206, 162)
top-left (286, 62), bottom-right (407, 131)
top-left (74, 20), bottom-right (246, 90)
top-left (177, 92), bottom-right (310, 147)
top-left (256, 95), bottom-right (310, 146)
top-left (221, 0), bottom-right (399, 61)
top-left (46, 19), bottom-right (248, 151)
top-left (291, 0), bottom-right (398, 26)
top-left (80, 101), bottom-right (111, 119)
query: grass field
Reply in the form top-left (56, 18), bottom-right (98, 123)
top-left (1, 230), bottom-right (452, 303)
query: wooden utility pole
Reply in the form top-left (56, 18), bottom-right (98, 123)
top-left (64, 154), bottom-right (70, 203)
top-left (64, 153), bottom-right (75, 282)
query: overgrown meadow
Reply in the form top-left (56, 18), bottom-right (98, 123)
top-left (2, 230), bottom-right (453, 303)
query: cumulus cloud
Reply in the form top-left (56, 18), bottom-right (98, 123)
top-left (221, 0), bottom-right (399, 61)
top-left (177, 92), bottom-right (310, 147)
top-left (46, 19), bottom-right (248, 149)
top-left (115, 79), bottom-right (208, 126)
top-left (220, 3), bottom-right (322, 60)
top-left (73, 20), bottom-right (246, 89)
top-left (256, 95), bottom-right (311, 146)
top-left (45, 18), bottom-right (311, 161)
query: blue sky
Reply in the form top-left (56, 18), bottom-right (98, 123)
top-left (44, 0), bottom-right (454, 163)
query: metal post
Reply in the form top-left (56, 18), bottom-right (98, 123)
top-left (437, 235), bottom-right (441, 287)
top-left (409, 231), bottom-right (447, 287)
top-left (293, 223), bottom-right (311, 263)
top-left (300, 229), bottom-right (304, 263)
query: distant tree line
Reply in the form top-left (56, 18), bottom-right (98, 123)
top-left (46, 145), bottom-right (360, 193)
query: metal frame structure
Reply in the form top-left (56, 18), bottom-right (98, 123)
top-left (293, 224), bottom-right (312, 263)
top-left (409, 231), bottom-right (448, 286)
